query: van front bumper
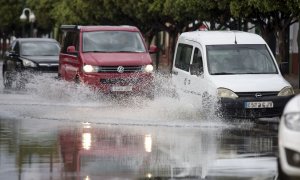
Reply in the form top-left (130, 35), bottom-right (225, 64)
top-left (219, 95), bottom-right (294, 118)
top-left (81, 72), bottom-right (154, 95)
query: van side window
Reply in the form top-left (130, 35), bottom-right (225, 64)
top-left (62, 31), bottom-right (79, 53)
top-left (174, 43), bottom-right (193, 72)
top-left (192, 48), bottom-right (203, 71)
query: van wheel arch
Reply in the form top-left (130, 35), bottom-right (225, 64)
top-left (74, 73), bottom-right (83, 84)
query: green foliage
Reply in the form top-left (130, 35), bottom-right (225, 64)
top-left (1, 0), bottom-right (300, 65)
top-left (0, 0), bottom-right (23, 35)
top-left (26, 0), bottom-right (58, 33)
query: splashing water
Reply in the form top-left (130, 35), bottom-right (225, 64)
top-left (11, 72), bottom-right (226, 127)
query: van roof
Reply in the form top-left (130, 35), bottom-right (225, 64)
top-left (180, 31), bottom-right (266, 45)
top-left (60, 25), bottom-right (140, 32)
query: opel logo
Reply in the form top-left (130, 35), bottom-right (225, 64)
top-left (255, 93), bottom-right (262, 98)
top-left (117, 66), bottom-right (125, 73)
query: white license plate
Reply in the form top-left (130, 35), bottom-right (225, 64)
top-left (244, 101), bottom-right (274, 109)
top-left (111, 86), bottom-right (132, 92)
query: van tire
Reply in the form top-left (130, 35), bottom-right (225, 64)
top-left (74, 76), bottom-right (81, 84)
top-left (146, 90), bottom-right (155, 100)
top-left (56, 73), bottom-right (62, 80)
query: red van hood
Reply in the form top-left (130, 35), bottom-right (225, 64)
top-left (81, 52), bottom-right (152, 66)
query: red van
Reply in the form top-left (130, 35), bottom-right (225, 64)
top-left (59, 25), bottom-right (156, 98)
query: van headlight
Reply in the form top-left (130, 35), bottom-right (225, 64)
top-left (83, 65), bottom-right (99, 73)
top-left (284, 112), bottom-right (300, 131)
top-left (142, 64), bottom-right (154, 73)
top-left (22, 59), bottom-right (37, 67)
top-left (217, 88), bottom-right (238, 99)
top-left (278, 86), bottom-right (294, 96)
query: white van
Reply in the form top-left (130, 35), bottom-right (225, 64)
top-left (171, 31), bottom-right (294, 119)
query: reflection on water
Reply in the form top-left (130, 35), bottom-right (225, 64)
top-left (0, 117), bottom-right (278, 179)
top-left (0, 118), bottom-right (61, 180)
top-left (58, 122), bottom-right (220, 179)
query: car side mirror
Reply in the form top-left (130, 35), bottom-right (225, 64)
top-left (67, 46), bottom-right (77, 54)
top-left (8, 51), bottom-right (18, 57)
top-left (190, 63), bottom-right (203, 76)
top-left (279, 62), bottom-right (288, 75)
top-left (149, 45), bottom-right (158, 54)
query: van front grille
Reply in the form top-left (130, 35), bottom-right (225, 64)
top-left (100, 78), bottom-right (141, 84)
top-left (235, 91), bottom-right (279, 98)
top-left (97, 66), bottom-right (142, 73)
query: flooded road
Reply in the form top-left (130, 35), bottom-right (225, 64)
top-left (0, 63), bottom-right (279, 180)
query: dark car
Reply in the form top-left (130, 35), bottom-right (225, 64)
top-left (2, 38), bottom-right (60, 89)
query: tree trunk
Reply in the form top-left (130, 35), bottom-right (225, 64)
top-left (0, 30), bottom-right (2, 58)
top-left (278, 28), bottom-right (290, 74)
top-left (278, 30), bottom-right (286, 63)
top-left (260, 27), bottom-right (276, 56)
top-left (297, 21), bottom-right (300, 88)
top-left (167, 30), bottom-right (178, 72)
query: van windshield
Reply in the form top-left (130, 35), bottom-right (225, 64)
top-left (83, 31), bottom-right (146, 53)
top-left (207, 44), bottom-right (278, 75)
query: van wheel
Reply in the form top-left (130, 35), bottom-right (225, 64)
top-left (74, 76), bottom-right (81, 84)
top-left (146, 90), bottom-right (155, 100)
top-left (56, 73), bottom-right (62, 80)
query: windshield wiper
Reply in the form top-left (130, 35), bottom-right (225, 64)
top-left (115, 50), bottom-right (143, 53)
top-left (83, 50), bottom-right (111, 53)
top-left (211, 72), bottom-right (236, 75)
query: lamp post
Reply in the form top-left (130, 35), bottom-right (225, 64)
top-left (20, 8), bottom-right (36, 37)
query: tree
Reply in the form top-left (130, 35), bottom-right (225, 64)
top-left (26, 0), bottom-right (60, 36)
top-left (0, 1), bottom-right (22, 36)
top-left (230, 0), bottom-right (300, 69)
top-left (0, 0), bottom-right (23, 57)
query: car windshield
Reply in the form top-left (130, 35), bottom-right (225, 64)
top-left (207, 44), bottom-right (278, 75)
top-left (82, 31), bottom-right (146, 53)
top-left (20, 41), bottom-right (60, 56)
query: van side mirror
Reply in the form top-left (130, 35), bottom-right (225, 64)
top-left (190, 63), bottom-right (203, 76)
top-left (67, 46), bottom-right (77, 54)
top-left (279, 62), bottom-right (288, 75)
top-left (149, 45), bottom-right (158, 54)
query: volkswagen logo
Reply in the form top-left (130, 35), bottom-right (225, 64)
top-left (117, 66), bottom-right (125, 73)
top-left (255, 93), bottom-right (262, 98)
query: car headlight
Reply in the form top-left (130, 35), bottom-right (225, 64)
top-left (83, 65), bottom-right (99, 73)
top-left (217, 88), bottom-right (238, 99)
top-left (142, 64), bottom-right (154, 73)
top-left (22, 59), bottom-right (37, 67)
top-left (284, 112), bottom-right (300, 131)
top-left (278, 86), bottom-right (294, 96)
